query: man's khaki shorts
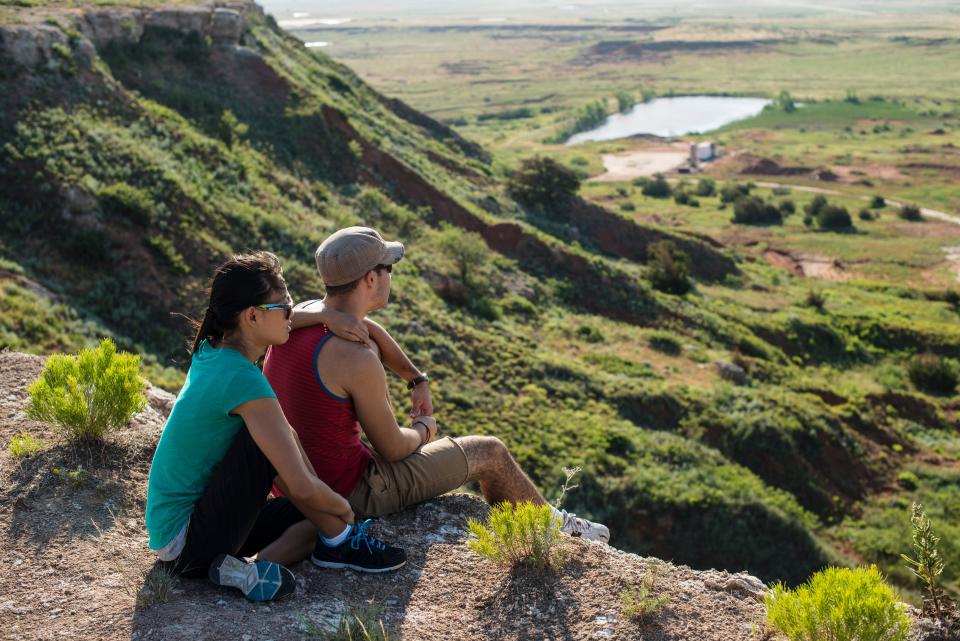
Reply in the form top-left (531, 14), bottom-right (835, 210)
top-left (347, 437), bottom-right (469, 518)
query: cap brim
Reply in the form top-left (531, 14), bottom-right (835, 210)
top-left (381, 241), bottom-right (404, 265)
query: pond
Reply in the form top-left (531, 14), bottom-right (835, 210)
top-left (566, 96), bottom-right (772, 145)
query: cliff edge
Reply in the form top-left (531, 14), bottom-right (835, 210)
top-left (0, 350), bottom-right (776, 640)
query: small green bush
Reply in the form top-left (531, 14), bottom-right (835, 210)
top-left (859, 209), bottom-right (874, 221)
top-left (815, 205), bottom-right (854, 230)
top-left (907, 353), bottom-right (958, 395)
top-left (898, 205), bottom-right (923, 222)
top-left (647, 330), bottom-right (682, 355)
top-left (620, 564), bottom-right (669, 621)
top-left (779, 199), bottom-right (796, 215)
top-left (98, 183), bottom-right (156, 226)
top-left (871, 195), bottom-right (886, 209)
top-left (576, 324), bottom-right (605, 344)
top-left (804, 291), bottom-right (826, 311)
top-left (720, 182), bottom-right (750, 204)
top-left (901, 503), bottom-right (949, 618)
top-left (467, 501), bottom-right (566, 571)
top-left (897, 472), bottom-right (919, 490)
top-left (641, 174), bottom-right (672, 198)
top-left (695, 178), bottom-right (716, 197)
top-left (732, 196), bottom-right (783, 225)
top-left (8, 431), bottom-right (45, 458)
top-left (26, 339), bottom-right (147, 442)
top-left (646, 241), bottom-right (692, 295)
top-left (765, 566), bottom-right (910, 641)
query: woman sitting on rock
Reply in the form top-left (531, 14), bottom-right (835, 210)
top-left (145, 251), bottom-right (405, 602)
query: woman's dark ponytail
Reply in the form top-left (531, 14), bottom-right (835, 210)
top-left (188, 252), bottom-right (286, 355)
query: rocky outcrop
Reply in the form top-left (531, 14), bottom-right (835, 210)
top-left (0, 24), bottom-right (68, 68)
top-left (0, 0), bottom-right (262, 69)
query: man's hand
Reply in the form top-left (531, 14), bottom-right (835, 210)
top-left (409, 382), bottom-right (434, 418)
top-left (412, 415), bottom-right (438, 445)
top-left (326, 309), bottom-right (371, 347)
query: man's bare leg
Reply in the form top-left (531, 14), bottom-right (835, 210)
top-left (456, 435), bottom-right (546, 506)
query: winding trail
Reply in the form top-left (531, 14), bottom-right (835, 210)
top-left (753, 181), bottom-right (960, 226)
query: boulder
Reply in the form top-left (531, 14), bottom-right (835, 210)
top-left (0, 24), bottom-right (67, 68)
top-left (145, 8), bottom-right (211, 35)
top-left (81, 10), bottom-right (144, 48)
top-left (211, 8), bottom-right (244, 45)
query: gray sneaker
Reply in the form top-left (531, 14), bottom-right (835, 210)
top-left (558, 510), bottom-right (610, 543)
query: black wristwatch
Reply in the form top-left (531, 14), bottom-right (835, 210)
top-left (407, 372), bottom-right (429, 390)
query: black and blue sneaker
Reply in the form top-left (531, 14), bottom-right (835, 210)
top-left (208, 554), bottom-right (297, 602)
top-left (311, 520), bottom-right (406, 573)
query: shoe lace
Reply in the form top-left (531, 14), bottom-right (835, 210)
top-left (348, 519), bottom-right (386, 554)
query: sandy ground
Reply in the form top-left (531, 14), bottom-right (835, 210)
top-left (0, 350), bottom-right (783, 641)
top-left (591, 145), bottom-right (690, 181)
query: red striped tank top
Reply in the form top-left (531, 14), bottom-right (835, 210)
top-left (263, 325), bottom-right (372, 497)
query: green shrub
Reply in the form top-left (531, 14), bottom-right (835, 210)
top-left (26, 339), bottom-right (147, 442)
top-left (647, 330), bottom-right (682, 355)
top-left (732, 196), bottom-right (783, 225)
top-left (901, 503), bottom-right (948, 618)
top-left (507, 156), bottom-right (581, 212)
top-left (907, 353), bottom-right (958, 395)
top-left (871, 195), bottom-right (886, 209)
top-left (436, 223), bottom-right (490, 293)
top-left (765, 566), bottom-right (910, 641)
top-left (646, 241), bottom-right (692, 295)
top-left (898, 205), bottom-right (923, 222)
top-left (467, 501), bottom-right (566, 571)
top-left (695, 178), bottom-right (716, 197)
top-left (620, 564), bottom-right (669, 621)
top-left (859, 209), bottom-right (874, 221)
top-left (779, 199), bottom-right (796, 215)
top-left (8, 431), bottom-right (45, 458)
top-left (815, 205), bottom-right (854, 230)
top-left (804, 290), bottom-right (826, 310)
top-left (98, 183), bottom-right (156, 226)
top-left (641, 174), bottom-right (672, 198)
top-left (897, 472), bottom-right (919, 491)
top-left (720, 182), bottom-right (750, 204)
top-left (804, 195), bottom-right (829, 217)
top-left (576, 324), bottom-right (605, 344)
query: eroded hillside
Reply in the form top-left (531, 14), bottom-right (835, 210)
top-left (1, 0), bottom-right (958, 600)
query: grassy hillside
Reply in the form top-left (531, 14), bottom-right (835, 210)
top-left (1, 0), bottom-right (958, 601)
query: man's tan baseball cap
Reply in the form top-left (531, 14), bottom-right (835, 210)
top-left (315, 226), bottom-right (404, 286)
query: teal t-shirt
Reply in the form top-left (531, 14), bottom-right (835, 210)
top-left (145, 340), bottom-right (277, 550)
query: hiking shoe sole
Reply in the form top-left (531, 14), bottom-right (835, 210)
top-left (310, 556), bottom-right (407, 573)
top-left (209, 554), bottom-right (296, 601)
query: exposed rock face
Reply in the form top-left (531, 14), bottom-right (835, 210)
top-left (81, 9), bottom-right (145, 47)
top-left (1, 1), bottom-right (261, 69)
top-left (0, 24), bottom-right (67, 67)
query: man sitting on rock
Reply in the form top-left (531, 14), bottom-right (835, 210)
top-left (263, 226), bottom-right (609, 545)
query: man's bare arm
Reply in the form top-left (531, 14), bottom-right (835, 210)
top-left (342, 347), bottom-right (434, 462)
top-left (366, 319), bottom-right (434, 417)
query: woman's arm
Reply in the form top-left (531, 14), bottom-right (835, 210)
top-left (290, 299), bottom-right (370, 346)
top-left (233, 397), bottom-right (353, 523)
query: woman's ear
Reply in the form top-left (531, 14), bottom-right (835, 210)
top-left (239, 306), bottom-right (258, 328)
